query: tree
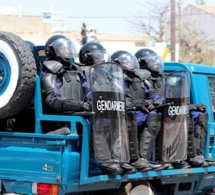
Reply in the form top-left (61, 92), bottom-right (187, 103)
top-left (129, 1), bottom-right (171, 42)
top-left (179, 21), bottom-right (215, 65)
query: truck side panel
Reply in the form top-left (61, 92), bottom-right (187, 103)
top-left (0, 133), bottom-right (76, 184)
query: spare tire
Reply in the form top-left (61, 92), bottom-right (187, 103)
top-left (0, 31), bottom-right (36, 119)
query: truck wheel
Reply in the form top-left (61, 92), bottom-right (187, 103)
top-left (162, 184), bottom-right (175, 195)
top-left (129, 185), bottom-right (155, 195)
top-left (0, 31), bottom-right (36, 119)
top-left (111, 183), bottom-right (155, 195)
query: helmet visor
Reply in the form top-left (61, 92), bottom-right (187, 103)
top-left (91, 49), bottom-right (110, 64)
top-left (144, 54), bottom-right (164, 73)
top-left (52, 38), bottom-right (77, 60)
top-left (117, 54), bottom-right (139, 70)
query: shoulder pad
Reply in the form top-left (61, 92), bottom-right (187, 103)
top-left (41, 73), bottom-right (55, 95)
top-left (139, 69), bottom-right (151, 80)
top-left (43, 60), bottom-right (63, 74)
top-left (124, 74), bottom-right (134, 82)
top-left (73, 62), bottom-right (83, 66)
top-left (152, 73), bottom-right (165, 81)
top-left (72, 63), bottom-right (82, 74)
top-left (160, 73), bottom-right (166, 79)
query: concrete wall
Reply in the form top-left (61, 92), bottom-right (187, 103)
top-left (11, 30), bottom-right (174, 62)
top-left (183, 5), bottom-right (215, 45)
top-left (17, 33), bottom-right (175, 62)
top-left (0, 14), bottom-right (176, 62)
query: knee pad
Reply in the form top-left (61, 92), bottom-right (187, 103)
top-left (146, 113), bottom-right (161, 136)
top-left (198, 112), bottom-right (208, 131)
top-left (188, 116), bottom-right (195, 133)
top-left (127, 111), bottom-right (139, 160)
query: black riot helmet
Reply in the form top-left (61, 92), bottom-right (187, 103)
top-left (111, 50), bottom-right (139, 71)
top-left (79, 42), bottom-right (110, 65)
top-left (45, 35), bottom-right (66, 57)
top-left (45, 35), bottom-right (77, 65)
top-left (135, 48), bottom-right (164, 74)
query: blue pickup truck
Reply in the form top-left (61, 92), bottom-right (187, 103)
top-left (1, 31), bottom-right (215, 195)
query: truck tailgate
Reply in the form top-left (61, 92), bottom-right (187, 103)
top-left (0, 133), bottom-right (75, 184)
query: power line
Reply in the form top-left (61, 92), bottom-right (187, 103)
top-left (171, 0), bottom-right (176, 61)
top-left (66, 12), bottom-right (215, 19)
top-left (67, 16), bottom-right (146, 18)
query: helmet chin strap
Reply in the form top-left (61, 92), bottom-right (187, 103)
top-left (55, 56), bottom-right (70, 66)
top-left (63, 61), bottom-right (71, 68)
top-left (151, 70), bottom-right (160, 77)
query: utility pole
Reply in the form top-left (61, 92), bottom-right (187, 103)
top-left (178, 0), bottom-right (182, 58)
top-left (170, 0), bottom-right (176, 61)
top-left (178, 0), bottom-right (182, 42)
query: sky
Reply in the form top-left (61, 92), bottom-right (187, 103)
top-left (0, 0), bottom-right (215, 34)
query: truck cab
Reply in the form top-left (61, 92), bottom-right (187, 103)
top-left (164, 62), bottom-right (215, 159)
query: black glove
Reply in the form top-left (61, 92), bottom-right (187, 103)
top-left (189, 104), bottom-right (206, 112)
top-left (142, 100), bottom-right (154, 112)
top-left (126, 98), bottom-right (135, 110)
top-left (133, 70), bottom-right (145, 80)
top-left (82, 101), bottom-right (91, 111)
top-left (62, 99), bottom-right (83, 111)
top-left (144, 99), bottom-right (154, 106)
top-left (126, 98), bottom-right (153, 112)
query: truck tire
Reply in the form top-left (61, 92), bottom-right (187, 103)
top-left (162, 184), bottom-right (175, 195)
top-left (129, 185), bottom-right (155, 195)
top-left (0, 31), bottom-right (36, 119)
top-left (110, 182), bottom-right (155, 195)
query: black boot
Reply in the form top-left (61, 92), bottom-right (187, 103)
top-left (130, 157), bottom-right (165, 172)
top-left (93, 126), bottom-right (122, 175)
top-left (139, 113), bottom-right (164, 171)
top-left (159, 161), bottom-right (175, 170)
top-left (121, 163), bottom-right (137, 174)
top-left (93, 127), bottom-right (111, 162)
top-left (156, 128), bottom-right (174, 170)
top-left (131, 157), bottom-right (152, 171)
top-left (187, 116), bottom-right (208, 167)
top-left (100, 163), bottom-right (123, 175)
top-left (125, 111), bottom-right (146, 173)
top-left (172, 161), bottom-right (191, 169)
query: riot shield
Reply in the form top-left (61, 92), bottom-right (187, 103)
top-left (89, 62), bottom-right (130, 163)
top-left (162, 70), bottom-right (190, 162)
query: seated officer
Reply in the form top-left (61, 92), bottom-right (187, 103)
top-left (111, 50), bottom-right (170, 172)
top-left (40, 35), bottom-right (91, 134)
top-left (135, 48), bottom-right (215, 167)
top-left (79, 42), bottom-right (137, 175)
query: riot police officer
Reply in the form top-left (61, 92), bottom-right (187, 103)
top-left (41, 35), bottom-right (91, 134)
top-left (78, 42), bottom-right (111, 99)
top-left (111, 50), bottom-right (168, 172)
top-left (135, 48), bottom-right (215, 167)
top-left (79, 42), bottom-right (139, 175)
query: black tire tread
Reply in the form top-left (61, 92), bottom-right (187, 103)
top-left (0, 31), bottom-right (36, 119)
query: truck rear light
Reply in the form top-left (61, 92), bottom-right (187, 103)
top-left (32, 182), bottom-right (59, 195)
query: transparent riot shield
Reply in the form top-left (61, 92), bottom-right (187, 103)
top-left (89, 62), bottom-right (130, 163)
top-left (162, 70), bottom-right (190, 162)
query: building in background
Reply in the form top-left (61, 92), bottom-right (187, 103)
top-left (0, 14), bottom-right (158, 56)
top-left (165, 4), bottom-right (215, 65)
